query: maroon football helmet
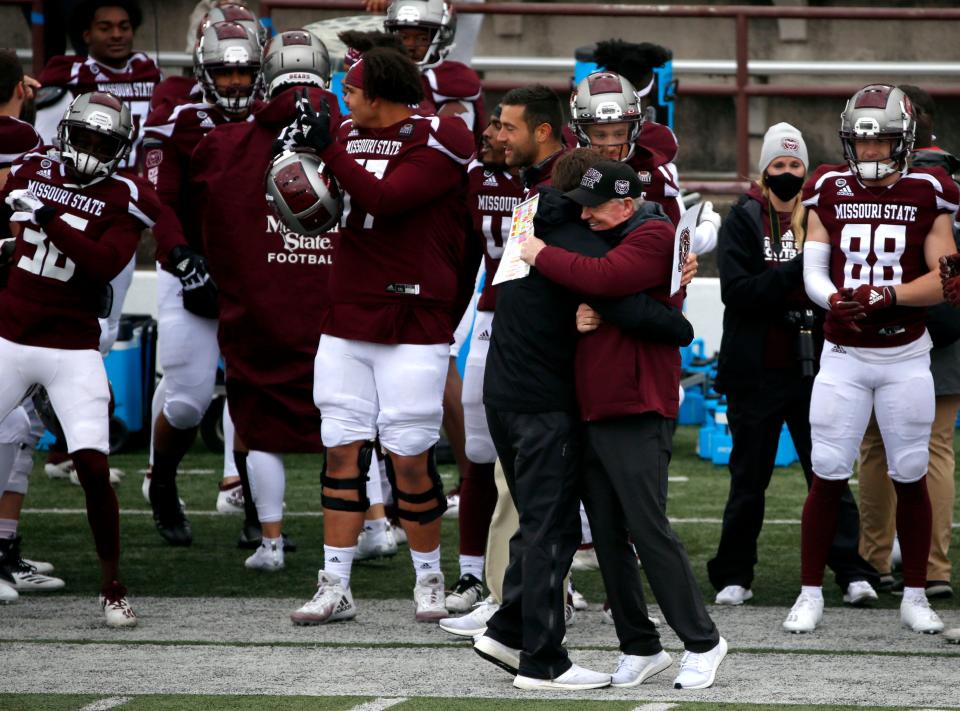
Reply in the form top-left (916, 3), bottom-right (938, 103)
top-left (265, 151), bottom-right (342, 236)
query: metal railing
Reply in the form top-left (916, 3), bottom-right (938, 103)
top-left (257, 2), bottom-right (960, 178)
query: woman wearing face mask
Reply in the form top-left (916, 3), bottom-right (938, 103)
top-left (706, 123), bottom-right (878, 606)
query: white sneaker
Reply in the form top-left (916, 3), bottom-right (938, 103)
top-left (445, 573), bottom-right (483, 612)
top-left (565, 595), bottom-right (576, 627)
top-left (244, 540), bottom-right (284, 571)
top-left (216, 481), bottom-right (245, 514)
top-left (44, 458), bottom-right (73, 479)
top-left (571, 547), bottom-right (599, 572)
top-left (99, 584), bottom-right (137, 628)
top-left (944, 627), bottom-right (960, 644)
top-left (414, 572), bottom-right (447, 621)
top-left (439, 596), bottom-right (499, 637)
top-left (23, 559), bottom-right (54, 575)
top-left (443, 492), bottom-right (459, 519)
top-left (843, 580), bottom-right (878, 606)
top-left (70, 467), bottom-right (123, 487)
top-left (673, 637), bottom-right (727, 689)
top-left (570, 585), bottom-right (588, 611)
top-left (611, 650), bottom-right (673, 687)
top-left (782, 592), bottom-right (823, 633)
top-left (514, 663), bottom-right (611, 691)
top-left (12, 561), bottom-right (65, 591)
top-left (901, 594), bottom-right (944, 634)
top-left (356, 523), bottom-right (397, 561)
top-left (474, 633), bottom-right (520, 674)
top-left (715, 585), bottom-right (753, 606)
top-left (0, 579), bottom-right (18, 603)
top-left (391, 523), bottom-right (408, 546)
top-left (290, 570), bottom-right (356, 625)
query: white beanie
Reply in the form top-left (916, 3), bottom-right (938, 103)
top-left (758, 122), bottom-right (808, 175)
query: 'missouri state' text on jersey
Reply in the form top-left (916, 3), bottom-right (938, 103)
top-left (467, 159), bottom-right (524, 312)
top-left (802, 163), bottom-right (960, 348)
top-left (320, 113), bottom-right (475, 345)
top-left (0, 149), bottom-right (161, 349)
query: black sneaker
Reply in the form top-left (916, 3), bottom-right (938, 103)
top-left (925, 580), bottom-right (953, 599)
top-left (149, 480), bottom-right (192, 546)
top-left (444, 573), bottom-right (483, 613)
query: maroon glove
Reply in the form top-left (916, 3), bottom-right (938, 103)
top-left (850, 283), bottom-right (897, 315)
top-left (940, 253), bottom-right (960, 284)
top-left (828, 287), bottom-right (865, 332)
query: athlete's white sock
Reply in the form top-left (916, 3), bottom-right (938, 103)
top-left (247, 451), bottom-right (285, 523)
top-left (411, 546), bottom-right (441, 581)
top-left (801, 585), bottom-right (823, 600)
top-left (324, 545), bottom-right (356, 588)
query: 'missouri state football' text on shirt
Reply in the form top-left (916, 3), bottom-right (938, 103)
top-left (189, 87), bottom-right (341, 452)
top-left (318, 113), bottom-right (475, 345)
top-left (37, 53), bottom-right (161, 169)
top-left (467, 160), bottom-right (524, 312)
top-left (143, 100), bottom-right (248, 267)
top-left (0, 117), bottom-right (41, 169)
top-left (0, 149), bottom-right (161, 349)
top-left (803, 162), bottom-right (960, 348)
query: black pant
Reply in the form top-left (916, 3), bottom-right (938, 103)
top-left (484, 407), bottom-right (581, 680)
top-left (707, 374), bottom-right (878, 592)
top-left (582, 412), bottom-right (720, 654)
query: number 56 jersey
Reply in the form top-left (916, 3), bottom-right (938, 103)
top-left (0, 150), bottom-right (161, 350)
top-left (802, 163), bottom-right (959, 348)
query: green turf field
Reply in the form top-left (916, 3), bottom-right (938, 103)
top-left (14, 426), bottom-right (960, 610)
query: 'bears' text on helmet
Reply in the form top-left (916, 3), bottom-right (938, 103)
top-left (58, 91), bottom-right (134, 181)
top-left (265, 150), bottom-right (342, 236)
top-left (196, 21), bottom-right (262, 115)
top-left (840, 84), bottom-right (916, 181)
top-left (570, 71), bottom-right (644, 162)
top-left (384, 0), bottom-right (455, 70)
top-left (261, 31), bottom-right (332, 99)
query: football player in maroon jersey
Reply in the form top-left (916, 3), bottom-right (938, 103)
top-left (282, 45), bottom-right (476, 624)
top-left (384, 0), bottom-right (485, 145)
top-left (0, 91), bottom-right (164, 625)
top-left (141, 20), bottom-right (262, 547)
top-left (189, 30), bottom-right (341, 572)
top-left (788, 84), bottom-right (958, 635)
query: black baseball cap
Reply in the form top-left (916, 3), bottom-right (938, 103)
top-left (565, 159), bottom-right (643, 207)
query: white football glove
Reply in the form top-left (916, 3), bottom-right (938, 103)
top-left (4, 189), bottom-right (45, 223)
top-left (693, 200), bottom-right (720, 254)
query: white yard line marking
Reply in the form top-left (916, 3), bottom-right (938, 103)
top-left (668, 476), bottom-right (688, 482)
top-left (78, 698), bottom-right (131, 711)
top-left (631, 704), bottom-right (678, 711)
top-left (135, 469), bottom-right (214, 475)
top-left (347, 699), bottom-right (409, 711)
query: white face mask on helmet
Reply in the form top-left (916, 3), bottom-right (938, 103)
top-left (265, 150), bottom-right (342, 236)
top-left (384, 0), bottom-right (456, 70)
top-left (58, 91), bottom-right (133, 181)
top-left (840, 84), bottom-right (916, 182)
top-left (195, 20), bottom-right (263, 115)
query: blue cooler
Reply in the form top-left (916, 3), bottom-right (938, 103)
top-left (103, 315), bottom-right (157, 447)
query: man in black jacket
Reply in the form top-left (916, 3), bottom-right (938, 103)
top-left (475, 148), bottom-right (693, 691)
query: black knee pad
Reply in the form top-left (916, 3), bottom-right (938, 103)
top-left (320, 441), bottom-right (372, 513)
top-left (385, 446), bottom-right (447, 524)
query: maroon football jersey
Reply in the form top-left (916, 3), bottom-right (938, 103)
top-left (627, 121), bottom-right (682, 225)
top-left (0, 149), bottom-right (161, 349)
top-left (803, 162), bottom-right (960, 347)
top-left (417, 60), bottom-right (485, 147)
top-left (38, 53), bottom-right (162, 169)
top-left (320, 112), bottom-right (474, 345)
top-left (466, 160), bottom-right (524, 312)
top-left (0, 117), bottom-right (41, 169)
top-left (189, 87), bottom-right (341, 453)
top-left (143, 101), bottom-right (241, 266)
top-left (148, 75), bottom-right (202, 122)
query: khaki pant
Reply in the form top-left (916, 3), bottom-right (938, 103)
top-left (484, 459), bottom-right (570, 603)
top-left (858, 394), bottom-right (960, 582)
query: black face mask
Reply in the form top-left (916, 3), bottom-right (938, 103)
top-left (765, 171), bottom-right (804, 202)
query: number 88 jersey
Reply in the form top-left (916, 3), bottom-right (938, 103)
top-left (803, 162), bottom-right (960, 348)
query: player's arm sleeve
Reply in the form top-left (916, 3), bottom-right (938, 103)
top-left (534, 221), bottom-right (674, 298)
top-left (43, 213), bottom-right (142, 282)
top-left (717, 210), bottom-right (803, 313)
top-left (589, 294), bottom-right (693, 345)
top-left (319, 140), bottom-right (466, 217)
